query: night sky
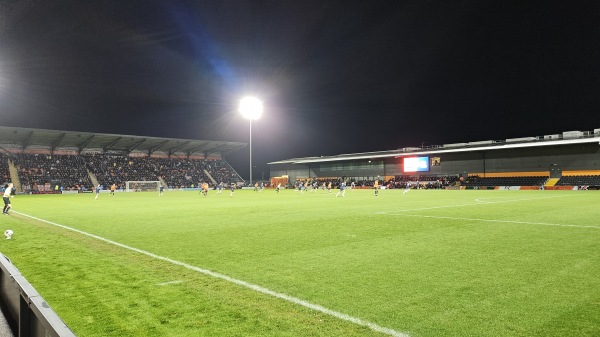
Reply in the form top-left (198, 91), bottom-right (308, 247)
top-left (1, 1), bottom-right (599, 180)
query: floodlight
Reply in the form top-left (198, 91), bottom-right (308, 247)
top-left (239, 96), bottom-right (263, 120)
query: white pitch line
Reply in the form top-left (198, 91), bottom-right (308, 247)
top-left (472, 194), bottom-right (572, 204)
top-left (382, 213), bottom-right (600, 229)
top-left (377, 194), bottom-right (576, 214)
top-left (14, 211), bottom-right (410, 337)
top-left (157, 280), bottom-right (184, 286)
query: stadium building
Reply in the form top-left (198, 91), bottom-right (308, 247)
top-left (268, 128), bottom-right (600, 190)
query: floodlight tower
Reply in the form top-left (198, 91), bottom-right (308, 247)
top-left (239, 96), bottom-right (263, 186)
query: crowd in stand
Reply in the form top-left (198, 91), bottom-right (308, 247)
top-left (13, 154), bottom-right (91, 191)
top-left (461, 176), bottom-right (548, 187)
top-left (384, 175), bottom-right (460, 189)
top-left (293, 175), bottom-right (600, 190)
top-left (0, 154), bottom-right (10, 185)
top-left (1, 153), bottom-right (242, 192)
top-left (294, 175), bottom-right (461, 190)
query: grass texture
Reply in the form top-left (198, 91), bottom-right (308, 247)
top-left (0, 188), bottom-right (598, 337)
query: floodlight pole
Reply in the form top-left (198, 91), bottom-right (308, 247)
top-left (239, 96), bottom-right (263, 187)
top-left (249, 118), bottom-right (253, 186)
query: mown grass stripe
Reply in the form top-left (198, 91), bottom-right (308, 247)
top-left (14, 211), bottom-right (410, 337)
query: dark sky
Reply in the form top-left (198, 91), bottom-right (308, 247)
top-left (1, 1), bottom-right (599, 180)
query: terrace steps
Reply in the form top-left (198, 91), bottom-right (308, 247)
top-left (7, 158), bottom-right (21, 192)
top-left (545, 178), bottom-right (560, 187)
top-left (87, 169), bottom-right (99, 187)
top-left (204, 169), bottom-right (217, 184)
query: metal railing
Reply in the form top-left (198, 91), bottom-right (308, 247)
top-left (0, 254), bottom-right (76, 337)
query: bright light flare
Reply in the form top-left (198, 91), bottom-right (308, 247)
top-left (239, 96), bottom-right (263, 120)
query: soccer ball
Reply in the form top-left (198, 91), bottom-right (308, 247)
top-left (4, 230), bottom-right (13, 240)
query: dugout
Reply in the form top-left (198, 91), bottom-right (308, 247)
top-left (268, 129), bottom-right (600, 183)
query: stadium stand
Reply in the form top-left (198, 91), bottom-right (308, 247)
top-left (461, 176), bottom-right (548, 187)
top-left (0, 153), bottom-right (10, 185)
top-left (386, 175), bottom-right (460, 189)
top-left (13, 154), bottom-right (92, 191)
top-left (556, 175), bottom-right (600, 186)
top-left (5, 153), bottom-right (243, 192)
top-left (84, 155), bottom-right (242, 189)
top-left (0, 126), bottom-right (248, 192)
top-left (295, 176), bottom-right (461, 190)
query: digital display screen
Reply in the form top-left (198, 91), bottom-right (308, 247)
top-left (403, 157), bottom-right (430, 172)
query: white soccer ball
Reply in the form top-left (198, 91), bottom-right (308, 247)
top-left (4, 230), bottom-right (13, 240)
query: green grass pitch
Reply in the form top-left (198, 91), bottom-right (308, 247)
top-left (1, 188), bottom-right (599, 337)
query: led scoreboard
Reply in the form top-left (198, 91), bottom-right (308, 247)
top-left (403, 156), bottom-right (430, 172)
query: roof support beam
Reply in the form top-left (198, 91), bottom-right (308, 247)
top-left (51, 133), bottom-right (66, 151)
top-left (148, 140), bottom-right (169, 155)
top-left (103, 137), bottom-right (122, 152)
top-left (186, 143), bottom-right (209, 157)
top-left (77, 135), bottom-right (95, 153)
top-left (208, 144), bottom-right (231, 153)
top-left (22, 131), bottom-right (34, 151)
top-left (167, 141), bottom-right (191, 156)
top-left (127, 138), bottom-right (147, 153)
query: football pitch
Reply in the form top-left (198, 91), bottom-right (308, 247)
top-left (1, 188), bottom-right (599, 337)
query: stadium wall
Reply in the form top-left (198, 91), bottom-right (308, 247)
top-left (270, 143), bottom-right (600, 181)
top-left (270, 164), bottom-right (311, 181)
top-left (309, 160), bottom-right (385, 177)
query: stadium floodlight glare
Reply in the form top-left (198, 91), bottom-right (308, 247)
top-left (239, 96), bottom-right (263, 186)
top-left (239, 96), bottom-right (263, 120)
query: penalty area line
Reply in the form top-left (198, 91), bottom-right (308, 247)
top-left (14, 211), bottom-right (410, 337)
